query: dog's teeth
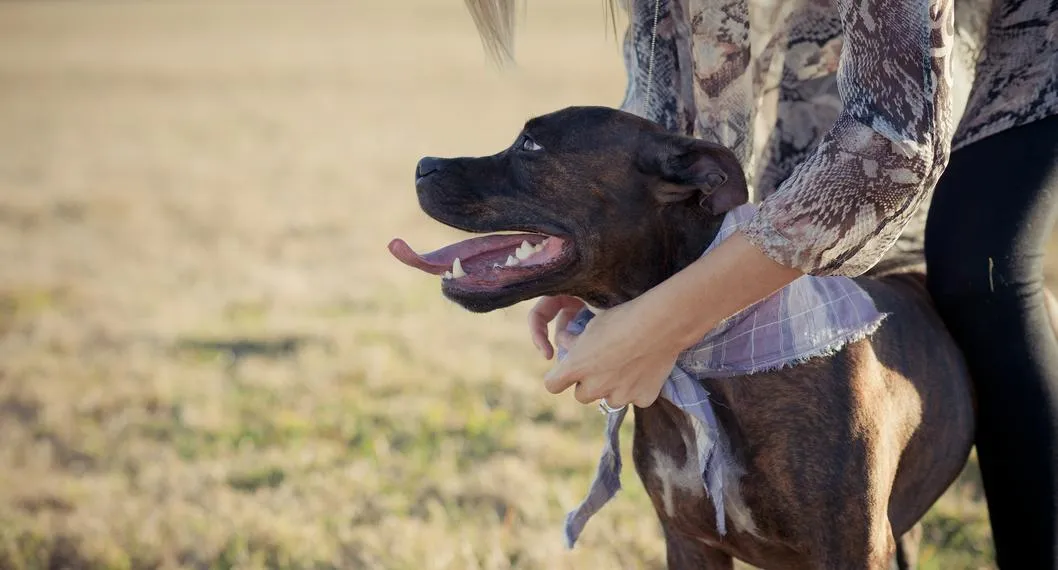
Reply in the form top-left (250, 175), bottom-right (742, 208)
top-left (533, 243), bottom-right (543, 253)
top-left (443, 271), bottom-right (453, 280)
top-left (505, 255), bottom-right (519, 267)
top-left (520, 240), bottom-right (531, 251)
top-left (452, 258), bottom-right (466, 278)
top-left (515, 246), bottom-right (531, 260)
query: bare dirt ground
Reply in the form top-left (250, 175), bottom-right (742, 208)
top-left (0, 1), bottom-right (1050, 568)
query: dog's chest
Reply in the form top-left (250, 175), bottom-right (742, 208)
top-left (633, 404), bottom-right (761, 540)
top-left (647, 428), bottom-right (705, 519)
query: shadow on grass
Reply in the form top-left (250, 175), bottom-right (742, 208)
top-left (173, 335), bottom-right (334, 370)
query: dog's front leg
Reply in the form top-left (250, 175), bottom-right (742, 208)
top-left (893, 522), bottom-right (922, 570)
top-left (812, 516), bottom-right (897, 570)
top-left (662, 525), bottom-right (733, 570)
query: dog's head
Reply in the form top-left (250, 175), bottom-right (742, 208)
top-left (389, 106), bottom-right (748, 312)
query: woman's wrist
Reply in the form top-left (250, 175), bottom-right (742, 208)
top-left (636, 230), bottom-right (804, 350)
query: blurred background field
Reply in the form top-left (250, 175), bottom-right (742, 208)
top-left (0, 1), bottom-right (1050, 569)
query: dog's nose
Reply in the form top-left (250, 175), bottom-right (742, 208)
top-left (416, 157), bottom-right (444, 180)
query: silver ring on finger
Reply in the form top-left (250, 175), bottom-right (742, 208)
top-left (598, 398), bottom-right (625, 414)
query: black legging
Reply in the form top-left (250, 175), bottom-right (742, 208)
top-left (926, 114), bottom-right (1058, 568)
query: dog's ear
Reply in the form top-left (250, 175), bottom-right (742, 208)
top-left (643, 136), bottom-right (748, 215)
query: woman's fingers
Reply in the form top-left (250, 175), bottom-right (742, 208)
top-left (544, 356), bottom-right (584, 394)
top-left (631, 387), bottom-right (662, 408)
top-left (602, 389), bottom-right (631, 409)
top-left (528, 296), bottom-right (584, 359)
top-left (537, 295), bottom-right (678, 410)
top-left (528, 297), bottom-right (562, 358)
top-left (554, 325), bottom-right (579, 355)
top-left (553, 305), bottom-right (582, 353)
top-left (555, 305), bottom-right (580, 338)
top-left (572, 377), bottom-right (607, 404)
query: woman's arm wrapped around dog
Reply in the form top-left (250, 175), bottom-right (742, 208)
top-left (536, 231), bottom-right (802, 408)
top-left (536, 0), bottom-right (958, 407)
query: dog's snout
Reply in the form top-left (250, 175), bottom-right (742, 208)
top-left (416, 157), bottom-right (444, 180)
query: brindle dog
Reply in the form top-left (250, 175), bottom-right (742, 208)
top-left (389, 106), bottom-right (977, 569)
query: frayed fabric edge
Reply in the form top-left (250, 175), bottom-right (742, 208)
top-left (753, 314), bottom-right (890, 372)
top-left (696, 313), bottom-right (890, 378)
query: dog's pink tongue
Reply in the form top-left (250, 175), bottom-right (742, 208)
top-left (388, 234), bottom-right (539, 275)
top-left (388, 238), bottom-right (450, 274)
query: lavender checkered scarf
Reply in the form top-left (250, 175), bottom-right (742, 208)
top-left (560, 204), bottom-right (887, 548)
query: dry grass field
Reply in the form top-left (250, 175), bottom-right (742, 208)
top-left (1, 1), bottom-right (1053, 569)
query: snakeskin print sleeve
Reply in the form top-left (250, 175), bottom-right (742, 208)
top-left (740, 0), bottom-right (956, 276)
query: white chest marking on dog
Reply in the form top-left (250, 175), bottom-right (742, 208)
top-left (693, 412), bottom-right (760, 537)
top-left (654, 413), bottom-right (762, 536)
top-left (722, 468), bottom-right (759, 536)
top-left (651, 447), bottom-right (704, 517)
top-left (651, 427), bottom-right (704, 517)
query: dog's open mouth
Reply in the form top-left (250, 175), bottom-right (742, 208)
top-left (388, 232), bottom-right (576, 293)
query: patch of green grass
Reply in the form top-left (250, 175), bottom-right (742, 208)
top-left (0, 287), bottom-right (65, 318)
top-left (0, 287), bottom-right (68, 336)
top-left (227, 467), bottom-right (287, 493)
top-left (0, 521), bottom-right (135, 570)
top-left (223, 300), bottom-right (270, 328)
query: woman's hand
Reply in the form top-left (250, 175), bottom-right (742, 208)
top-left (528, 295), bottom-right (586, 360)
top-left (542, 295), bottom-right (682, 408)
top-left (533, 231), bottom-right (804, 409)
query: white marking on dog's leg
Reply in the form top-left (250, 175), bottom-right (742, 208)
top-left (651, 423), bottom-right (709, 518)
top-left (723, 467), bottom-right (759, 536)
top-left (659, 464), bottom-right (675, 516)
top-left (686, 413), bottom-right (760, 537)
top-left (651, 448), bottom-right (703, 518)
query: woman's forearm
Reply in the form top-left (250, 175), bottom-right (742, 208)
top-left (540, 230), bottom-right (804, 405)
top-left (634, 230), bottom-right (804, 349)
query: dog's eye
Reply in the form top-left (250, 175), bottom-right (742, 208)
top-left (520, 136), bottom-right (543, 152)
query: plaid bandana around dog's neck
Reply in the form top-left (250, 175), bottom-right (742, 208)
top-left (559, 203), bottom-right (888, 548)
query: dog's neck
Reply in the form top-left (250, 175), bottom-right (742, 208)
top-left (579, 206), bottom-right (725, 310)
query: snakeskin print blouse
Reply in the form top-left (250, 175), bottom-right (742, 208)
top-left (619, 0), bottom-right (1057, 276)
